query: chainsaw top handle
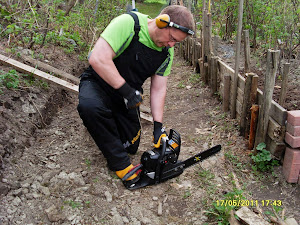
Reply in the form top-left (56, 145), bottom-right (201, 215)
top-left (154, 136), bottom-right (168, 183)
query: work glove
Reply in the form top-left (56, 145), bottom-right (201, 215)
top-left (153, 121), bottom-right (167, 148)
top-left (117, 82), bottom-right (143, 109)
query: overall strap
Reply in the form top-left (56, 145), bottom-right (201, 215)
top-left (127, 12), bottom-right (140, 40)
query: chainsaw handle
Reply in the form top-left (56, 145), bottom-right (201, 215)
top-left (154, 136), bottom-right (168, 183)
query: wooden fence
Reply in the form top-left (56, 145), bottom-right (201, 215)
top-left (178, 13), bottom-right (289, 159)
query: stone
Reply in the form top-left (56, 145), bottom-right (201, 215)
top-left (158, 202), bottom-right (163, 216)
top-left (283, 147), bottom-right (300, 183)
top-left (45, 205), bottom-right (65, 222)
top-left (104, 191), bottom-right (112, 202)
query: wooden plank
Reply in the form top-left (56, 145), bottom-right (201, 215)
top-left (279, 63), bottom-right (291, 107)
top-left (0, 54), bottom-right (153, 122)
top-left (20, 54), bottom-right (80, 84)
top-left (0, 54), bottom-right (78, 93)
top-left (237, 87), bottom-right (244, 104)
top-left (267, 117), bottom-right (285, 142)
top-left (235, 207), bottom-right (271, 225)
top-left (238, 74), bottom-right (245, 90)
top-left (218, 60), bottom-right (235, 77)
top-left (266, 136), bottom-right (286, 159)
top-left (140, 112), bottom-right (153, 123)
top-left (236, 99), bottom-right (242, 116)
top-left (257, 89), bottom-right (287, 126)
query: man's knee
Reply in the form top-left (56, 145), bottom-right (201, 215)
top-left (77, 98), bottom-right (110, 122)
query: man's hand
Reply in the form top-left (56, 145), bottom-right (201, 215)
top-left (153, 121), bottom-right (167, 148)
top-left (118, 82), bottom-right (143, 109)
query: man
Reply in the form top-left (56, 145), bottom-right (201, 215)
top-left (77, 5), bottom-right (194, 187)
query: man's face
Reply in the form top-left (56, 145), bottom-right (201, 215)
top-left (153, 27), bottom-right (188, 48)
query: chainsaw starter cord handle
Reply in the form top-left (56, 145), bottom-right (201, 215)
top-left (117, 82), bottom-right (143, 109)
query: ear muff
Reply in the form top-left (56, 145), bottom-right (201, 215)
top-left (155, 14), bottom-right (195, 35)
top-left (156, 14), bottom-right (170, 29)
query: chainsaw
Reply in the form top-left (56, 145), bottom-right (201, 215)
top-left (122, 129), bottom-right (221, 190)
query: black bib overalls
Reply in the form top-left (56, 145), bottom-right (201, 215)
top-left (77, 12), bottom-right (169, 171)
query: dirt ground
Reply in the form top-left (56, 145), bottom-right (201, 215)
top-left (0, 41), bottom-right (299, 225)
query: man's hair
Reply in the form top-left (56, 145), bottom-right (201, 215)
top-left (160, 5), bottom-right (195, 32)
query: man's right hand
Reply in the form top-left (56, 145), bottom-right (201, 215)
top-left (153, 121), bottom-right (167, 148)
top-left (117, 82), bottom-right (143, 109)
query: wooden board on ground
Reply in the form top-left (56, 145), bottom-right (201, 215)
top-left (235, 207), bottom-right (271, 225)
top-left (0, 54), bottom-right (79, 93)
top-left (20, 54), bottom-right (80, 84)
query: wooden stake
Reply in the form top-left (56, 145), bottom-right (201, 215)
top-left (250, 74), bottom-right (258, 104)
top-left (230, 0), bottom-right (244, 119)
top-left (279, 63), bottom-right (291, 107)
top-left (245, 74), bottom-right (258, 137)
top-left (223, 74), bottom-right (231, 112)
top-left (240, 73), bottom-right (253, 136)
top-left (255, 50), bottom-right (280, 146)
top-left (211, 56), bottom-right (218, 95)
top-left (249, 104), bottom-right (259, 150)
top-left (243, 30), bottom-right (251, 73)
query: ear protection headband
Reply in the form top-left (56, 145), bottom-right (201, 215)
top-left (156, 14), bottom-right (194, 35)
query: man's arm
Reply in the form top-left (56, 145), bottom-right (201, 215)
top-left (150, 75), bottom-right (168, 123)
top-left (89, 37), bottom-right (126, 89)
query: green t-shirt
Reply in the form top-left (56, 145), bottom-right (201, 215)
top-left (101, 12), bottom-right (174, 76)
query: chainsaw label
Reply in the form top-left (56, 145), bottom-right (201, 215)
top-left (194, 156), bottom-right (201, 161)
top-left (168, 139), bottom-right (179, 149)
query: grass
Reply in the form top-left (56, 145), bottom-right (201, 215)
top-left (136, 0), bottom-right (168, 18)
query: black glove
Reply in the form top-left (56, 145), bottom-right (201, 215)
top-left (118, 82), bottom-right (143, 109)
top-left (153, 121), bottom-right (167, 148)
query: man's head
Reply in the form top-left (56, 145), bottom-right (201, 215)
top-left (158, 5), bottom-right (195, 35)
top-left (150, 5), bottom-right (195, 48)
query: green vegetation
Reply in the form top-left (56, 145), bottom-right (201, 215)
top-left (0, 69), bottom-right (48, 94)
top-left (0, 0), bottom-right (127, 58)
top-left (136, 0), bottom-right (167, 18)
top-left (206, 189), bottom-right (245, 225)
top-left (1, 0), bottom-right (298, 61)
top-left (251, 143), bottom-right (279, 172)
top-left (194, 0), bottom-right (299, 57)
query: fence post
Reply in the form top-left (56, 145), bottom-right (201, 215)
top-left (230, 0), bottom-right (244, 119)
top-left (240, 73), bottom-right (254, 136)
top-left (279, 63), bottom-right (291, 107)
top-left (211, 56), bottom-right (218, 95)
top-left (255, 49), bottom-right (280, 146)
top-left (202, 10), bottom-right (212, 84)
top-left (243, 30), bottom-right (250, 73)
top-left (223, 74), bottom-right (231, 112)
top-left (245, 74), bottom-right (258, 137)
top-left (249, 105), bottom-right (259, 150)
top-left (195, 42), bottom-right (201, 73)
